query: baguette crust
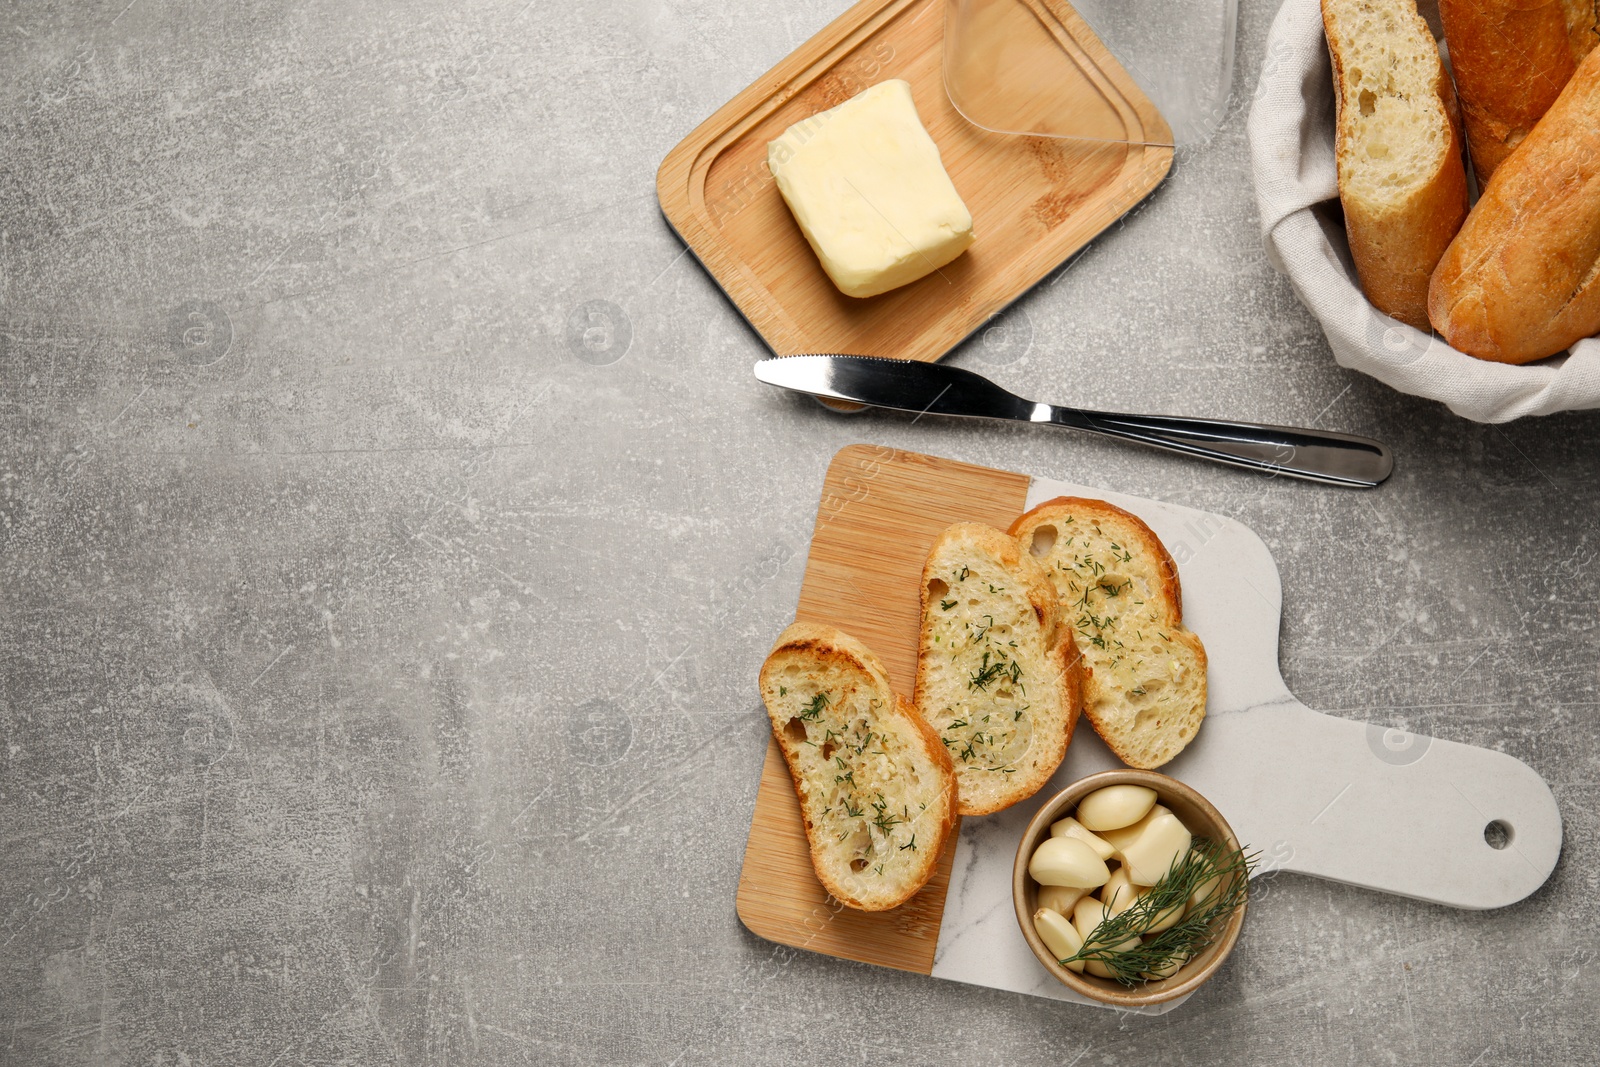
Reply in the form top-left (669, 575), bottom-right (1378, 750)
top-left (1010, 498), bottom-right (1207, 771)
top-left (1324, 0), bottom-right (1471, 329)
top-left (914, 523), bottom-right (1081, 816)
top-left (1564, 0), bottom-right (1599, 62)
top-left (1428, 45), bottom-right (1600, 362)
top-left (759, 622), bottom-right (958, 911)
top-left (1440, 0), bottom-right (1575, 182)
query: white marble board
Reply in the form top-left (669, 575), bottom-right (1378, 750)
top-left (925, 473), bottom-right (1563, 1013)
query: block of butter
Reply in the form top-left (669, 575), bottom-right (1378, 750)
top-left (767, 80), bottom-right (974, 299)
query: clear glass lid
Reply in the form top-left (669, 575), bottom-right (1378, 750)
top-left (943, 0), bottom-right (1239, 148)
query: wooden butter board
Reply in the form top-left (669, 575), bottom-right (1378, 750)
top-left (737, 446), bottom-right (1562, 1012)
top-left (655, 0), bottom-right (1173, 363)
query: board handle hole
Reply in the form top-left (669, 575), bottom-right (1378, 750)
top-left (1484, 820), bottom-right (1513, 850)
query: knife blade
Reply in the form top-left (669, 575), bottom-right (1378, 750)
top-left (754, 355), bottom-right (1393, 488)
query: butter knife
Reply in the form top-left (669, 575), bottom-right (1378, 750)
top-left (754, 355), bottom-right (1393, 488)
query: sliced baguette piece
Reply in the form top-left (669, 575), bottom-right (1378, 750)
top-left (1009, 499), bottom-right (1206, 770)
top-left (1323, 0), bottom-right (1470, 329)
top-left (758, 622), bottom-right (958, 911)
top-left (1439, 0), bottom-right (1575, 182)
top-left (914, 523), bottom-right (1081, 816)
top-left (1428, 45), bottom-right (1600, 362)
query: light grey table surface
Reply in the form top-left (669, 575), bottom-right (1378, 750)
top-left (2, 0), bottom-right (1597, 1064)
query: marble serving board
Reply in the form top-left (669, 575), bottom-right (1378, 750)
top-left (735, 445), bottom-right (1562, 1013)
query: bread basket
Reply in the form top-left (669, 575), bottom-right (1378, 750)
top-left (1246, 0), bottom-right (1600, 422)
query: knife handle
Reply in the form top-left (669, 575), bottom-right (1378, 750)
top-left (1043, 407), bottom-right (1393, 488)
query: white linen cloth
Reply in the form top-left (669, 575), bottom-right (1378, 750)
top-left (1246, 0), bottom-right (1600, 422)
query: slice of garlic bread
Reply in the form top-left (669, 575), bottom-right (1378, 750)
top-left (758, 622), bottom-right (958, 911)
top-left (914, 523), bottom-right (1081, 816)
top-left (1010, 498), bottom-right (1207, 770)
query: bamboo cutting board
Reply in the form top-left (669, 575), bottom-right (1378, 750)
top-left (736, 446), bottom-right (1027, 972)
top-left (655, 0), bottom-right (1173, 363)
top-left (738, 446), bottom-right (1562, 1010)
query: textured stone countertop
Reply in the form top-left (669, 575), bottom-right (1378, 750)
top-left (2, 0), bottom-right (1597, 1064)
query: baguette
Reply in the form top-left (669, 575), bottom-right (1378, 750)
top-left (1428, 45), bottom-right (1600, 362)
top-left (758, 622), bottom-right (958, 911)
top-left (914, 523), bottom-right (1080, 816)
top-left (1439, 0), bottom-right (1575, 182)
top-left (1564, 0), bottom-right (1599, 62)
top-left (1009, 499), bottom-right (1206, 771)
top-left (1323, 0), bottom-right (1471, 329)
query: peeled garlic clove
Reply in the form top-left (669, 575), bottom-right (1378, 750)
top-left (1029, 836), bottom-right (1111, 889)
top-left (1072, 895), bottom-right (1141, 979)
top-left (1032, 907), bottom-right (1086, 972)
top-left (1101, 867), bottom-right (1140, 918)
top-left (1085, 957), bottom-right (1128, 980)
top-left (1076, 784), bottom-right (1158, 832)
top-left (1141, 952), bottom-right (1189, 981)
top-left (1073, 894), bottom-right (1110, 939)
top-left (1049, 815), bottom-right (1117, 860)
top-left (1146, 895), bottom-right (1185, 933)
top-left (1189, 855), bottom-right (1226, 911)
top-left (1120, 812), bottom-right (1194, 886)
top-left (1098, 804), bottom-right (1172, 852)
top-left (1037, 883), bottom-right (1089, 916)
top-left (1101, 866), bottom-right (1185, 932)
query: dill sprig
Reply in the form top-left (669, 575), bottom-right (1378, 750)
top-left (799, 692), bottom-right (829, 721)
top-left (968, 650), bottom-right (1008, 691)
top-left (869, 794), bottom-right (903, 836)
top-left (1058, 838), bottom-right (1257, 986)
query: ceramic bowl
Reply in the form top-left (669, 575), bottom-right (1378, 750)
top-left (1012, 769), bottom-right (1247, 1007)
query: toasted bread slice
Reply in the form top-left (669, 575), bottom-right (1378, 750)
top-left (1010, 499), bottom-right (1206, 770)
top-left (914, 523), bottom-right (1081, 816)
top-left (758, 622), bottom-right (958, 911)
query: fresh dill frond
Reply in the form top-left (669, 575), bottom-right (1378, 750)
top-left (969, 650), bottom-right (1007, 691)
top-left (1057, 838), bottom-right (1257, 986)
top-left (800, 691), bottom-right (829, 721)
